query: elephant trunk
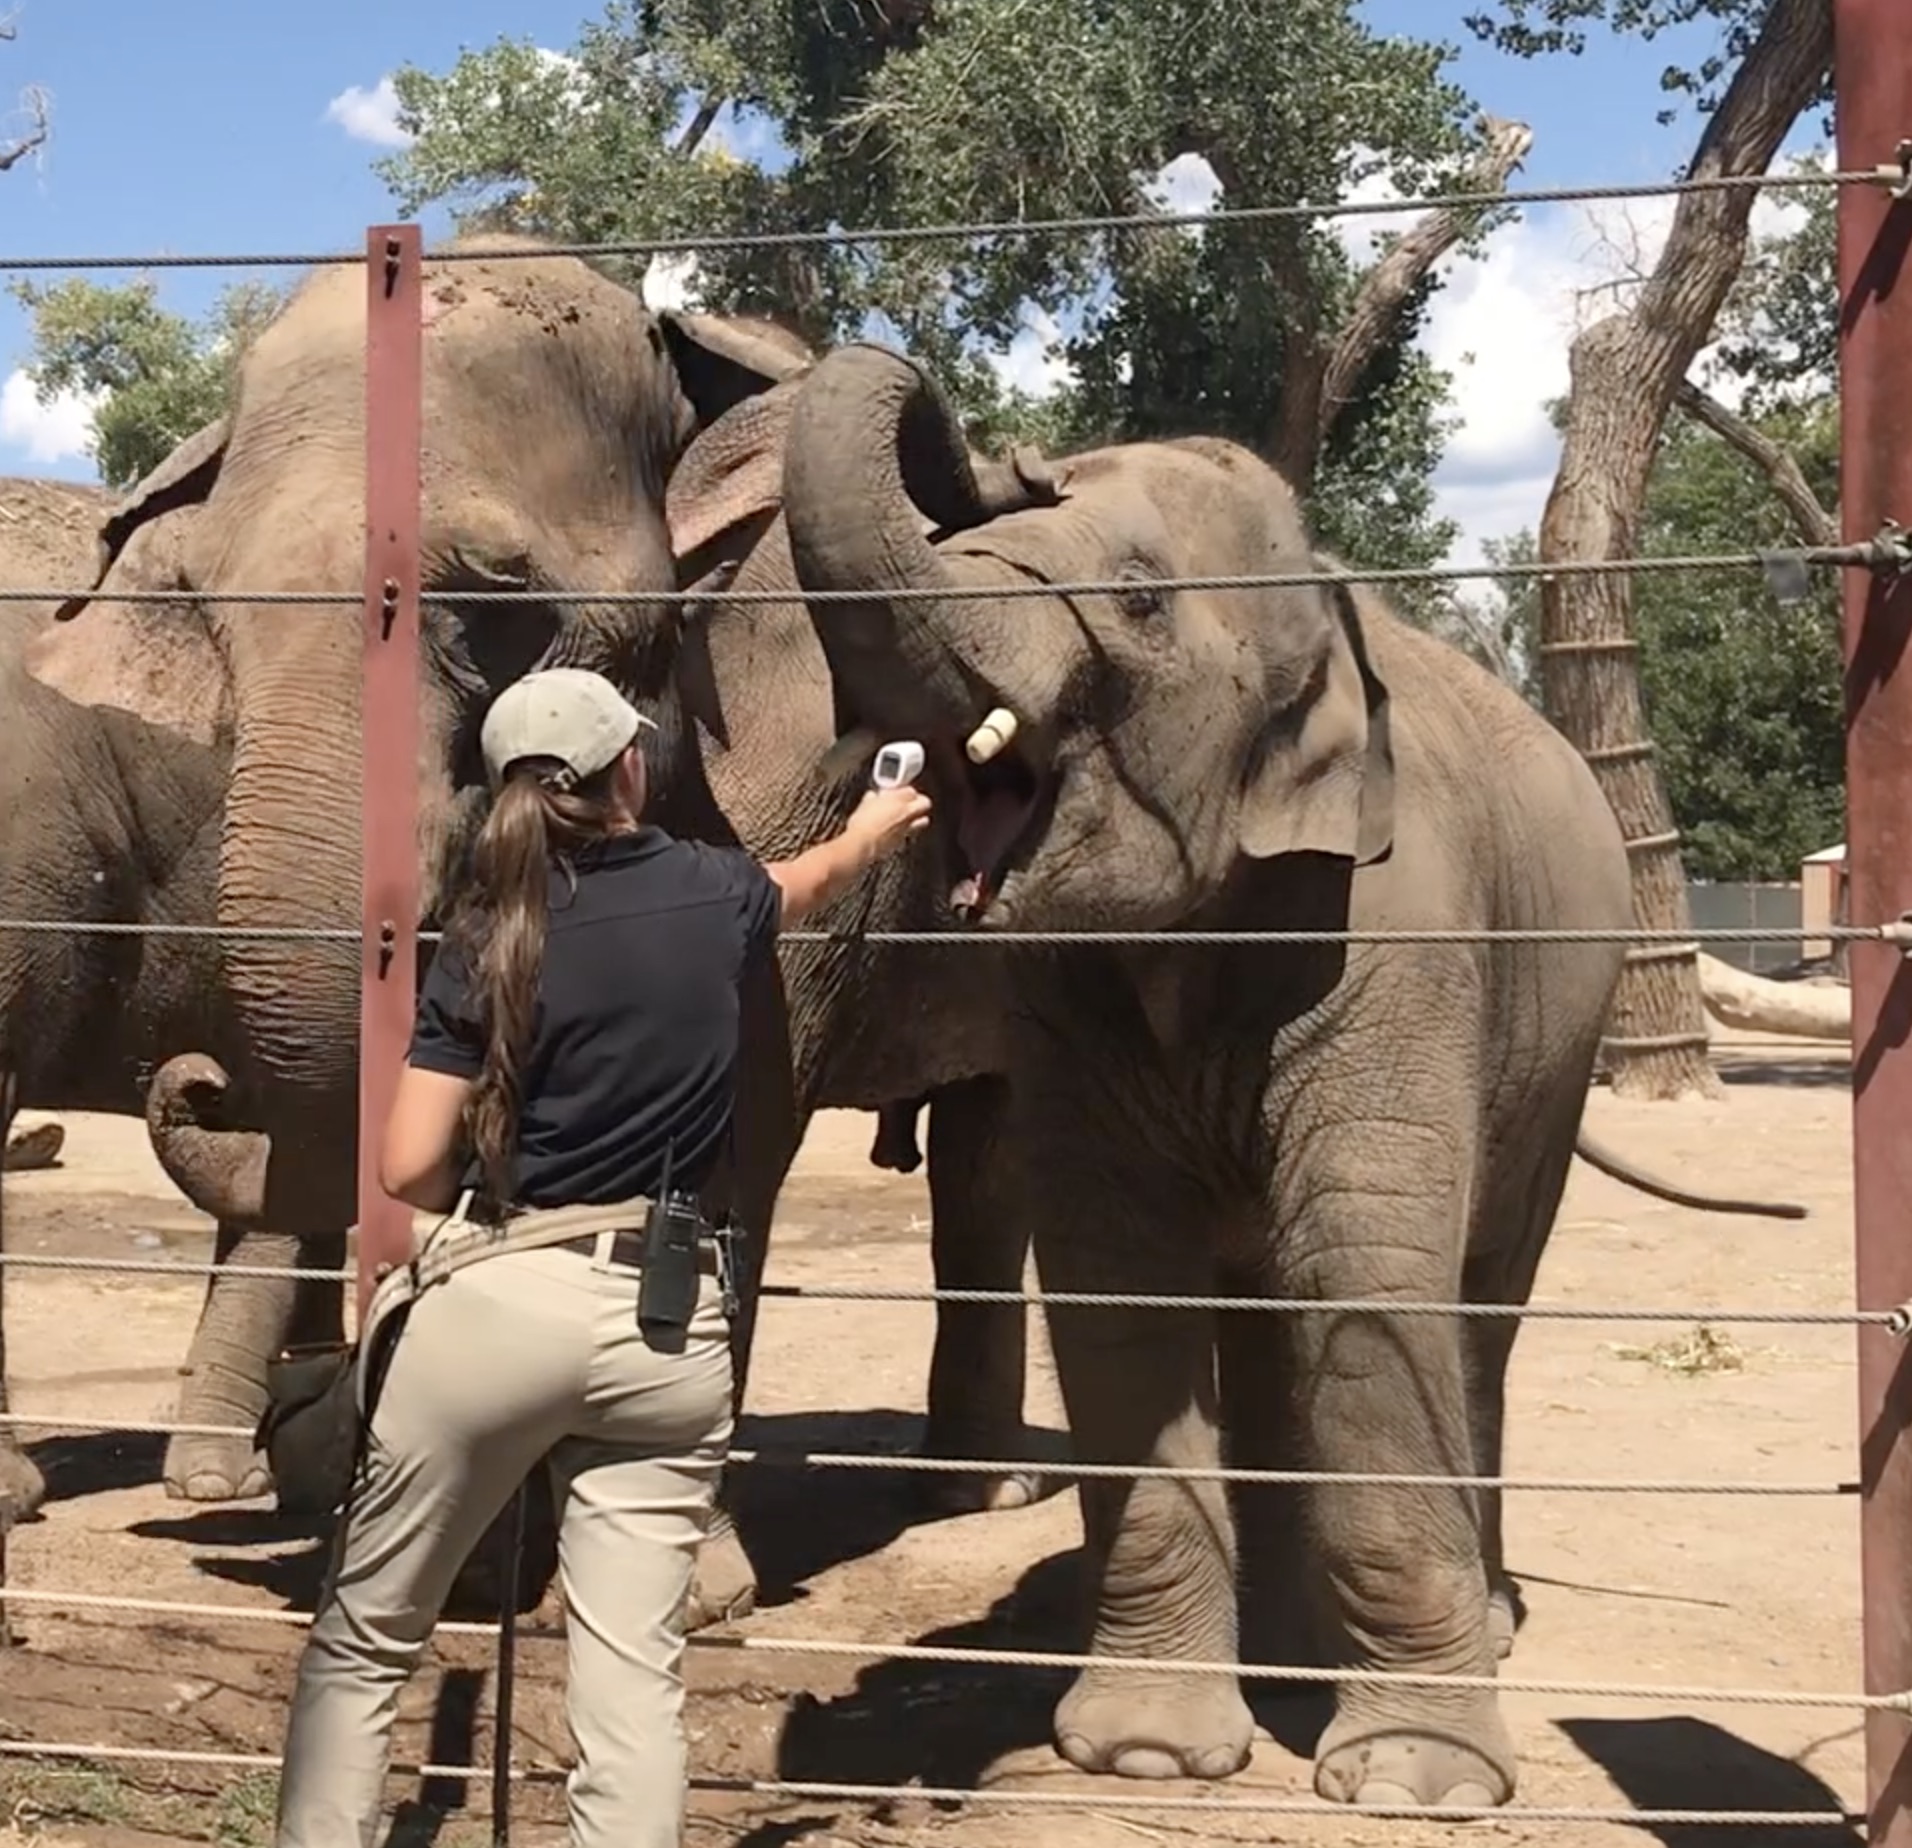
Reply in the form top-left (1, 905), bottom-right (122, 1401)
top-left (781, 343), bottom-right (1055, 735)
top-left (146, 1052), bottom-right (271, 1222)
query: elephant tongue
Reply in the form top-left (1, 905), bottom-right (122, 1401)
top-left (951, 784), bottom-right (1036, 918)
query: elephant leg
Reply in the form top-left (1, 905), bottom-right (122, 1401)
top-left (921, 1077), bottom-right (1039, 1514)
top-left (685, 957), bottom-right (806, 1633)
top-left (1033, 1162), bottom-right (1252, 1782)
top-left (1278, 1146), bottom-right (1515, 1810)
top-left (167, 1214), bottom-right (343, 1502)
top-left (1218, 1298), bottom-right (1332, 1677)
top-left (0, 1071), bottom-right (47, 1533)
top-left (1464, 1095), bottom-right (1588, 1664)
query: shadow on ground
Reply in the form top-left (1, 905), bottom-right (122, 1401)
top-left (1559, 1715), bottom-right (1861, 1846)
top-left (773, 1549), bottom-right (1078, 1792)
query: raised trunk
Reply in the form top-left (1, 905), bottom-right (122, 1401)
top-left (1536, 0), bottom-right (1833, 1101)
top-left (781, 343), bottom-right (1046, 727)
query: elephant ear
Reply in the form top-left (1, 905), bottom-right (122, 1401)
top-left (659, 310), bottom-right (814, 430)
top-left (1237, 560), bottom-right (1395, 868)
top-left (667, 379), bottom-right (803, 567)
top-left (54, 414), bottom-right (229, 622)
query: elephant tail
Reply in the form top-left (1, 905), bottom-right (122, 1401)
top-left (1573, 1129), bottom-right (1808, 1221)
top-left (145, 1052), bottom-right (271, 1223)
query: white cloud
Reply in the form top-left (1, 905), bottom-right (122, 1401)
top-left (0, 369), bottom-right (98, 465)
top-left (325, 75), bottom-right (411, 149)
top-left (1147, 153), bottom-right (1221, 220)
top-left (991, 304), bottom-right (1076, 398)
top-left (642, 252), bottom-right (704, 313)
top-left (1419, 156), bottom-right (1827, 572)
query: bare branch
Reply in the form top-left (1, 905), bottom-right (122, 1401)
top-left (0, 79), bottom-right (46, 173)
top-left (1314, 115), bottom-right (1535, 447)
top-left (1672, 377), bottom-right (1836, 547)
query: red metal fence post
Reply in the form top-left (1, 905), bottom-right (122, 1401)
top-left (1836, 9), bottom-right (1912, 1843)
top-left (359, 225), bottom-right (423, 1332)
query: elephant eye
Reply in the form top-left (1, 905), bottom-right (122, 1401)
top-left (1113, 560), bottom-right (1166, 621)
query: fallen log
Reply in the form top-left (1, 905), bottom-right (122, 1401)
top-left (1696, 950), bottom-right (1850, 1040)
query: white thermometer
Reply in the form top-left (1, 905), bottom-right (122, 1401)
top-left (870, 740), bottom-right (926, 789)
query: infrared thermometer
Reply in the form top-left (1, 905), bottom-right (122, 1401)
top-left (870, 740), bottom-right (926, 790)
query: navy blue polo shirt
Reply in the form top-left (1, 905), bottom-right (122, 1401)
top-left (406, 825), bottom-right (782, 1208)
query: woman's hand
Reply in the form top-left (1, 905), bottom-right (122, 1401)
top-left (844, 784), bottom-right (933, 862)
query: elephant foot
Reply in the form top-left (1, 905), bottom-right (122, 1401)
top-left (163, 1428), bottom-right (272, 1503)
top-left (685, 1519), bottom-right (757, 1632)
top-left (3, 1117), bottom-right (63, 1172)
top-left (0, 1442), bottom-right (46, 1528)
top-left (1313, 1702), bottom-right (1516, 1810)
top-left (921, 1466), bottom-right (1045, 1515)
top-left (1054, 1670), bottom-right (1255, 1781)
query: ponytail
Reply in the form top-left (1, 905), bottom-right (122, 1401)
top-left (450, 759), bottom-right (623, 1208)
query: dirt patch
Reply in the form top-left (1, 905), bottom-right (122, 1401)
top-left (0, 1039), bottom-right (1872, 1847)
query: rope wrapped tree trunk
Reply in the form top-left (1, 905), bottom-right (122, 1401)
top-left (1536, 0), bottom-right (1833, 1101)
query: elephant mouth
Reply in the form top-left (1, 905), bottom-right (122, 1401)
top-left (944, 728), bottom-right (1055, 924)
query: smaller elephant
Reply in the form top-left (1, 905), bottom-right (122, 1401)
top-left (775, 341), bottom-right (1804, 1810)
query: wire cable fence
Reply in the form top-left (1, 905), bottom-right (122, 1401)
top-left (0, 132), bottom-right (1897, 1843)
top-left (0, 155), bottom-right (1892, 275)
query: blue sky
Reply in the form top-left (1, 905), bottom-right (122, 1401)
top-left (0, 0), bottom-right (1825, 562)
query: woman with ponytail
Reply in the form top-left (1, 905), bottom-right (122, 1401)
top-left (275, 667), bottom-right (930, 1848)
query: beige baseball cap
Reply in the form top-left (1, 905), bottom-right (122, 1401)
top-left (479, 668), bottom-right (656, 790)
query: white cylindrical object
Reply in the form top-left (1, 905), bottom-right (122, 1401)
top-left (965, 708), bottom-right (1018, 765)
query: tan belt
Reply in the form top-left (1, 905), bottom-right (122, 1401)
top-left (355, 1195), bottom-right (705, 1414)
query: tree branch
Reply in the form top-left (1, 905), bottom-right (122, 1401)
top-left (0, 79), bottom-right (46, 172)
top-left (673, 94), bottom-right (726, 159)
top-left (1671, 377), bottom-right (1836, 546)
top-left (1315, 114), bottom-right (1534, 448)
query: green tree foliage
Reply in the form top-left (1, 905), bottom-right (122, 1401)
top-left (1630, 397), bottom-right (1842, 881)
top-left (7, 277), bottom-right (284, 490)
top-left (1465, 0), bottom-right (1834, 123)
top-left (373, 0), bottom-right (1502, 598)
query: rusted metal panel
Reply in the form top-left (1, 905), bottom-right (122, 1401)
top-left (1835, 13), bottom-right (1912, 1841)
top-left (357, 225), bottom-right (424, 1332)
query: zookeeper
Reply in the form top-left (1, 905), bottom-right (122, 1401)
top-left (272, 665), bottom-right (932, 1848)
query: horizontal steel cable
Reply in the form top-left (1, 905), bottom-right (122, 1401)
top-left (0, 918), bottom-right (1893, 950)
top-left (692, 1635), bottom-right (1910, 1708)
top-left (0, 1611), bottom-right (1890, 1706)
top-left (0, 1741), bottom-right (1859, 1824)
top-left (0, 1422), bottom-right (1854, 1493)
top-left (0, 163), bottom-right (1880, 274)
top-left (0, 543), bottom-right (1892, 606)
top-left (0, 1257), bottom-right (1888, 1322)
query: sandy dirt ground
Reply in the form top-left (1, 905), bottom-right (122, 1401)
top-left (0, 1029), bottom-right (1873, 1847)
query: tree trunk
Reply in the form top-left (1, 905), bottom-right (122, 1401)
top-left (1536, 0), bottom-right (1833, 1101)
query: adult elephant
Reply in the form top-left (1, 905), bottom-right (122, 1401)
top-left (0, 234), bottom-right (814, 1527)
top-left (771, 341), bottom-right (1793, 1809)
top-left (0, 472), bottom-right (238, 1525)
top-left (133, 353), bottom-right (1065, 1624)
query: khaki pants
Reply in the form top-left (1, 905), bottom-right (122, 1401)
top-left (274, 1230), bottom-right (734, 1848)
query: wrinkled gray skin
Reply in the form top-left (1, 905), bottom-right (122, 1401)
top-left (2, 261), bottom-right (1054, 1631)
top-left (0, 236), bottom-right (823, 1531)
top-left (0, 475), bottom-right (239, 1529)
top-left (772, 342), bottom-right (1783, 1808)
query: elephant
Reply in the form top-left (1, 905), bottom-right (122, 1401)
top-left (764, 339), bottom-right (1795, 1808)
top-left (0, 471), bottom-right (242, 1525)
top-left (122, 349), bottom-right (1066, 1626)
top-left (0, 233), bottom-right (822, 1533)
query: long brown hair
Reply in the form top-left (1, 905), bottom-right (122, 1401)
top-left (449, 758), bottom-right (626, 1207)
